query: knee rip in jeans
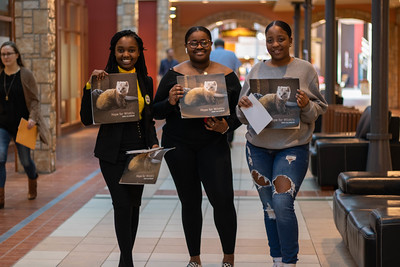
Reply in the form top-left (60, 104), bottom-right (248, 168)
top-left (272, 175), bottom-right (296, 197)
top-left (251, 169), bottom-right (270, 187)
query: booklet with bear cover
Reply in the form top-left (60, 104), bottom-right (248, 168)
top-left (119, 147), bottom-right (175, 185)
top-left (249, 78), bottom-right (300, 129)
top-left (91, 73), bottom-right (139, 124)
top-left (177, 73), bottom-right (230, 118)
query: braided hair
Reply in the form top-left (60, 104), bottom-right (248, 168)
top-left (105, 30), bottom-right (148, 81)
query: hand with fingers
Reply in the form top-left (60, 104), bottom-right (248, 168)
top-left (168, 84), bottom-right (184, 105)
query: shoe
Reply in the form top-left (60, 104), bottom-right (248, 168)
top-left (0, 187), bottom-right (4, 209)
top-left (187, 262), bottom-right (201, 267)
top-left (222, 263), bottom-right (233, 267)
top-left (28, 177), bottom-right (37, 200)
top-left (273, 257), bottom-right (283, 267)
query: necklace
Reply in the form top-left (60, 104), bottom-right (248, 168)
top-left (3, 72), bottom-right (16, 101)
top-left (191, 61), bottom-right (211, 75)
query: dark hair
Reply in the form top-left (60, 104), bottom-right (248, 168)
top-left (0, 41), bottom-right (24, 68)
top-left (105, 30), bottom-right (148, 78)
top-left (265, 20), bottom-right (292, 38)
top-left (214, 39), bottom-right (225, 47)
top-left (166, 48), bottom-right (173, 53)
top-left (184, 26), bottom-right (212, 43)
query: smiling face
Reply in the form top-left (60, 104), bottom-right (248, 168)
top-left (185, 30), bottom-right (212, 64)
top-left (265, 25), bottom-right (292, 64)
top-left (0, 45), bottom-right (19, 69)
top-left (115, 36), bottom-right (140, 71)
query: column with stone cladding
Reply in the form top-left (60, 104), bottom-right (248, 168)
top-left (117, 0), bottom-right (138, 32)
top-left (157, 0), bottom-right (171, 80)
top-left (14, 0), bottom-right (56, 173)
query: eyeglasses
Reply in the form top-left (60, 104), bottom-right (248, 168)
top-left (187, 40), bottom-right (211, 49)
top-left (0, 52), bottom-right (16, 58)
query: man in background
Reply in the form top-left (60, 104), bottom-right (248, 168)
top-left (210, 39), bottom-right (241, 75)
top-left (210, 38), bottom-right (242, 146)
top-left (159, 48), bottom-right (179, 77)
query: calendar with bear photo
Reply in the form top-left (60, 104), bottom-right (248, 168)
top-left (91, 73), bottom-right (139, 124)
top-left (249, 78), bottom-right (300, 129)
top-left (177, 73), bottom-right (230, 118)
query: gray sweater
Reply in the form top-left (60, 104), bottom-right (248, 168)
top-left (236, 58), bottom-right (327, 149)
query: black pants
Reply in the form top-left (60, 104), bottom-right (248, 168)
top-left (100, 158), bottom-right (144, 267)
top-left (162, 135), bottom-right (237, 256)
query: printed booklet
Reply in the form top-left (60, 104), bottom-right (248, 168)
top-left (91, 73), bottom-right (139, 124)
top-left (249, 78), bottom-right (300, 129)
top-left (119, 147), bottom-right (175, 185)
top-left (177, 73), bottom-right (230, 118)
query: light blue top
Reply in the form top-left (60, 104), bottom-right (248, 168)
top-left (210, 47), bottom-right (242, 72)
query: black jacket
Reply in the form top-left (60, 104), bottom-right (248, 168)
top-left (80, 75), bottom-right (158, 163)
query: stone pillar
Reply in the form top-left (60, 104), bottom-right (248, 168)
top-left (157, 0), bottom-right (171, 83)
top-left (117, 0), bottom-right (138, 32)
top-left (14, 0), bottom-right (56, 173)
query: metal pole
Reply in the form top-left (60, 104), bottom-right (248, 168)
top-left (325, 0), bottom-right (336, 104)
top-left (303, 0), bottom-right (312, 62)
top-left (367, 0), bottom-right (391, 172)
top-left (292, 2), bottom-right (301, 58)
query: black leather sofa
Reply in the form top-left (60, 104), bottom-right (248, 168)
top-left (333, 171), bottom-right (400, 267)
top-left (310, 106), bottom-right (400, 188)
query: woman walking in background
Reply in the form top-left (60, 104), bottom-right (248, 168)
top-left (0, 41), bottom-right (50, 209)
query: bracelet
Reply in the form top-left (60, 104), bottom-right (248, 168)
top-left (221, 125), bottom-right (229, 134)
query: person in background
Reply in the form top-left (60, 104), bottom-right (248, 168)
top-left (0, 41), bottom-right (50, 209)
top-left (153, 26), bottom-right (242, 267)
top-left (210, 39), bottom-right (242, 146)
top-left (210, 39), bottom-right (241, 75)
top-left (236, 21), bottom-right (327, 267)
top-left (158, 48), bottom-right (179, 77)
top-left (80, 30), bottom-right (159, 267)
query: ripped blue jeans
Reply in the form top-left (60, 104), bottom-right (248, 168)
top-left (245, 141), bottom-right (309, 264)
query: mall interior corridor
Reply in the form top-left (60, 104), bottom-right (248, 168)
top-left (0, 123), bottom-right (356, 267)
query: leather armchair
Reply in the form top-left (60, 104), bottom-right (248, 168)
top-left (310, 106), bottom-right (400, 188)
top-left (333, 171), bottom-right (400, 267)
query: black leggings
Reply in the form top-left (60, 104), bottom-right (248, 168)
top-left (100, 158), bottom-right (144, 267)
top-left (163, 136), bottom-right (237, 256)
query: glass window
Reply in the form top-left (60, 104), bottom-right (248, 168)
top-left (0, 0), bottom-right (9, 16)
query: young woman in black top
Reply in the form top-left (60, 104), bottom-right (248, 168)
top-left (80, 30), bottom-right (158, 267)
top-left (153, 26), bottom-right (242, 267)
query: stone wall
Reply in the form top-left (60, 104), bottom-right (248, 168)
top-left (157, 0), bottom-right (170, 83)
top-left (117, 0), bottom-right (138, 32)
top-left (14, 0), bottom-right (56, 173)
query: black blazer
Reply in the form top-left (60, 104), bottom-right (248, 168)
top-left (80, 75), bottom-right (159, 163)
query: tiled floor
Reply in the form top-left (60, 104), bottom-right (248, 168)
top-left (0, 124), bottom-right (357, 267)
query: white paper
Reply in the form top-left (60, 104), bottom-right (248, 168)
top-left (126, 147), bottom-right (163, 154)
top-left (240, 93), bottom-right (273, 134)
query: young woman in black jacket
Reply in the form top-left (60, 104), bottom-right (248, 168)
top-left (80, 30), bottom-right (158, 267)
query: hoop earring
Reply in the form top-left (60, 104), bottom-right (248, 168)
top-left (185, 48), bottom-right (188, 54)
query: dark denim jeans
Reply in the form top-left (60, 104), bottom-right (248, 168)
top-left (0, 128), bottom-right (37, 187)
top-left (245, 141), bottom-right (309, 264)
